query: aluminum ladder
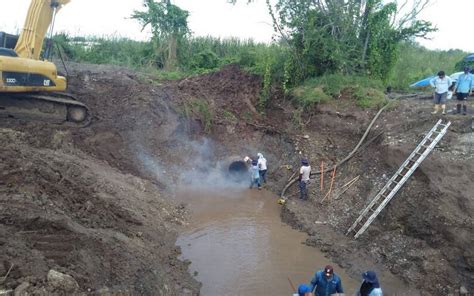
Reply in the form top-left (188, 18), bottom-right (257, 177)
top-left (346, 119), bottom-right (451, 239)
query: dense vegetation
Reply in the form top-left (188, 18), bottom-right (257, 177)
top-left (51, 0), bottom-right (468, 110)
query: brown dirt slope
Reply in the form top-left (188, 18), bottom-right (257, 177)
top-left (0, 63), bottom-right (206, 295)
top-left (278, 99), bottom-right (473, 295)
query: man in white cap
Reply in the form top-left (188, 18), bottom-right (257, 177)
top-left (257, 152), bottom-right (268, 184)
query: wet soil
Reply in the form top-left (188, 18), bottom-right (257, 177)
top-left (0, 62), bottom-right (472, 295)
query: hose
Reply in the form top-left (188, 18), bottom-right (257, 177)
top-left (280, 102), bottom-right (390, 198)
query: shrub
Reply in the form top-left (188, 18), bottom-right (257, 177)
top-left (291, 74), bottom-right (386, 109)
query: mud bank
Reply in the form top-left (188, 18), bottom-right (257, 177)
top-left (277, 101), bottom-right (474, 295)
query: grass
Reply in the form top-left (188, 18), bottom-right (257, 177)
top-left (222, 110), bottom-right (238, 123)
top-left (184, 98), bottom-right (214, 133)
top-left (388, 42), bottom-right (467, 90)
top-left (291, 74), bottom-right (387, 109)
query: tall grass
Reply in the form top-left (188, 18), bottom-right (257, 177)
top-left (54, 34), bottom-right (155, 69)
top-left (388, 42), bottom-right (467, 90)
top-left (54, 34), bottom-right (286, 78)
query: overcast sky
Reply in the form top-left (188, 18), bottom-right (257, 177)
top-left (0, 0), bottom-right (472, 52)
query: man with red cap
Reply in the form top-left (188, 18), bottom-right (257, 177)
top-left (309, 265), bottom-right (344, 296)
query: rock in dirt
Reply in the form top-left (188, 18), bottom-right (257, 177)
top-left (47, 270), bottom-right (79, 292)
top-left (13, 282), bottom-right (29, 296)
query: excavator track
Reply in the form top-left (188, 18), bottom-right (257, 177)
top-left (0, 92), bottom-right (91, 127)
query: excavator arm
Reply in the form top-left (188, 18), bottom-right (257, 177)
top-left (15, 0), bottom-right (71, 60)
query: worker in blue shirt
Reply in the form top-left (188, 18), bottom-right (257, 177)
top-left (249, 159), bottom-right (261, 189)
top-left (310, 265), bottom-right (344, 296)
top-left (453, 66), bottom-right (473, 115)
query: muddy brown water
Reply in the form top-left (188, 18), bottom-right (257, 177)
top-left (176, 188), bottom-right (360, 295)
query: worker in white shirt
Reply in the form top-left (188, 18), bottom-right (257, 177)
top-left (257, 152), bottom-right (268, 184)
top-left (299, 159), bottom-right (311, 200)
top-left (429, 71), bottom-right (453, 115)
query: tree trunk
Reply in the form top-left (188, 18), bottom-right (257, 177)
top-left (359, 0), bottom-right (374, 68)
top-left (165, 35), bottom-right (177, 71)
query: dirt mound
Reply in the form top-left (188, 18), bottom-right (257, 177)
top-left (0, 62), bottom-right (208, 295)
top-left (0, 63), bottom-right (266, 295)
top-left (0, 128), bottom-right (200, 295)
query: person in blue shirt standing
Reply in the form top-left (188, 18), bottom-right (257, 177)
top-left (429, 71), bottom-right (453, 115)
top-left (453, 66), bottom-right (473, 115)
top-left (310, 265), bottom-right (344, 296)
top-left (249, 159), bottom-right (261, 190)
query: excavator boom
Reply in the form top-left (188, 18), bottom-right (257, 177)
top-left (15, 0), bottom-right (71, 60)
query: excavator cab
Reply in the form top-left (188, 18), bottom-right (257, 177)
top-left (0, 32), bottom-right (19, 50)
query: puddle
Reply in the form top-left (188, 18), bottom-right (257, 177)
top-left (176, 188), bottom-right (360, 295)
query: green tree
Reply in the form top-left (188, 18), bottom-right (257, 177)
top-left (132, 0), bottom-right (190, 70)
top-left (247, 0), bottom-right (435, 83)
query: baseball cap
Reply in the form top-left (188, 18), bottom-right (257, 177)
top-left (324, 265), bottom-right (333, 276)
top-left (362, 270), bottom-right (378, 283)
top-left (298, 284), bottom-right (311, 295)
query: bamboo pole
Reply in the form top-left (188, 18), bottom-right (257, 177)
top-left (320, 161), bottom-right (324, 192)
top-left (287, 277), bottom-right (296, 293)
top-left (322, 166), bottom-right (337, 201)
top-left (280, 102), bottom-right (389, 198)
top-left (333, 176), bottom-right (360, 200)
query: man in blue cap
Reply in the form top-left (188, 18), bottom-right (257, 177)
top-left (310, 265), bottom-right (344, 296)
top-left (453, 66), bottom-right (473, 115)
top-left (299, 159), bottom-right (311, 200)
top-left (358, 270), bottom-right (383, 296)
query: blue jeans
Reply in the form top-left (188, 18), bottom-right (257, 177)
top-left (259, 170), bottom-right (267, 183)
top-left (299, 180), bottom-right (308, 199)
top-left (250, 177), bottom-right (261, 188)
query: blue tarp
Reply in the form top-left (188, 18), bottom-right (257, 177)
top-left (463, 53), bottom-right (474, 62)
top-left (410, 76), bottom-right (435, 88)
top-left (409, 72), bottom-right (473, 89)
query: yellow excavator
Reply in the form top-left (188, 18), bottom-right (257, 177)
top-left (0, 0), bottom-right (90, 126)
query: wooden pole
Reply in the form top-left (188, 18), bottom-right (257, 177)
top-left (320, 161), bottom-right (324, 192)
top-left (322, 166), bottom-right (337, 202)
top-left (287, 277), bottom-right (296, 293)
top-left (341, 175), bottom-right (360, 188)
top-left (333, 176), bottom-right (360, 200)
